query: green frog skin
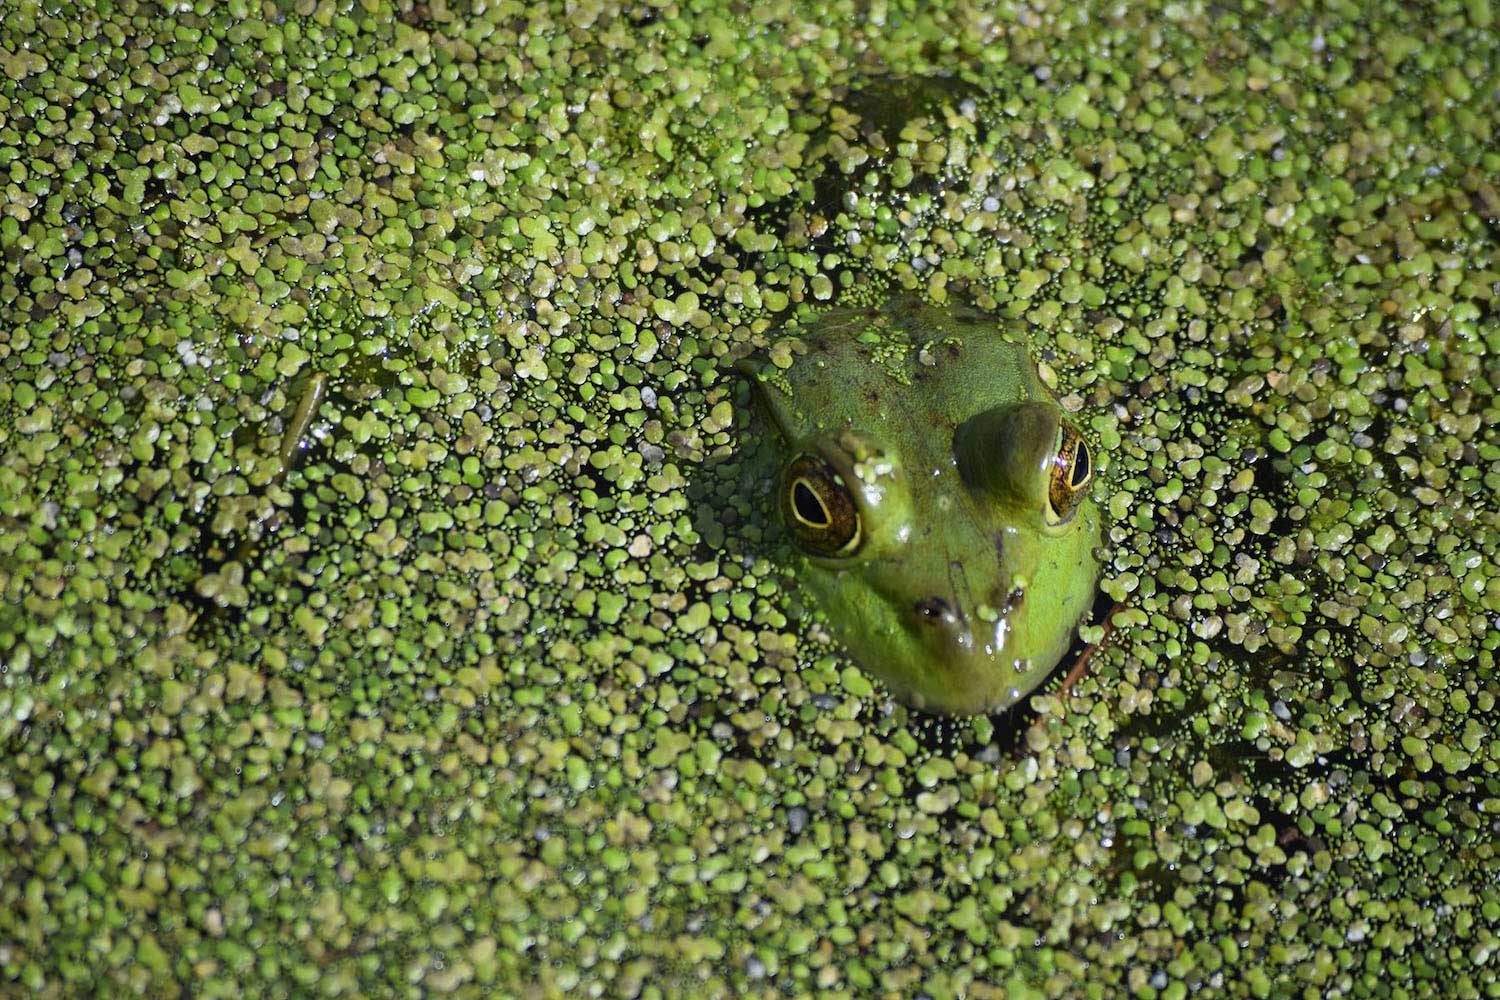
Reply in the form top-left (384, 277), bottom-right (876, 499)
top-left (746, 294), bottom-right (1101, 715)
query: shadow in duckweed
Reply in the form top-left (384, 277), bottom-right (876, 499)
top-left (804, 74), bottom-right (994, 229)
top-left (176, 366), bottom-right (337, 633)
top-left (671, 366), bottom-right (806, 765)
top-left (683, 354), bottom-right (787, 561)
top-left (746, 72), bottom-right (1000, 294)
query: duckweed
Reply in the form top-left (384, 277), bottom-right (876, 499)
top-left (1, 0), bottom-right (1498, 998)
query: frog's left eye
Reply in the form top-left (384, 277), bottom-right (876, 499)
top-left (782, 454), bottom-right (862, 557)
top-left (1045, 421), bottom-right (1093, 526)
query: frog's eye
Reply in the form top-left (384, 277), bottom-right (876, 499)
top-left (781, 454), bottom-right (862, 556)
top-left (1045, 421), bottom-right (1093, 526)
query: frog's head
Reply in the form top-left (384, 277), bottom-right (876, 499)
top-left (744, 296), bottom-right (1100, 715)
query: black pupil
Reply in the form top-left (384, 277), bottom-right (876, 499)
top-left (1070, 442), bottom-right (1091, 487)
top-left (793, 481), bottom-right (829, 525)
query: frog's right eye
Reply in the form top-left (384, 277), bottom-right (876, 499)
top-left (781, 454), bottom-right (862, 557)
top-left (1043, 421), bottom-right (1094, 526)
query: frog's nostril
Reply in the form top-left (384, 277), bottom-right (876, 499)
top-left (912, 597), bottom-right (957, 625)
top-left (911, 597), bottom-right (981, 661)
top-left (1000, 585), bottom-right (1024, 613)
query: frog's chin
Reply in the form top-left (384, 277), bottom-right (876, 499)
top-left (829, 607), bottom-right (1067, 716)
top-left (879, 648), bottom-right (1046, 716)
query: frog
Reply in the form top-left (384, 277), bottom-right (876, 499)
top-left (743, 293), bottom-right (1100, 715)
